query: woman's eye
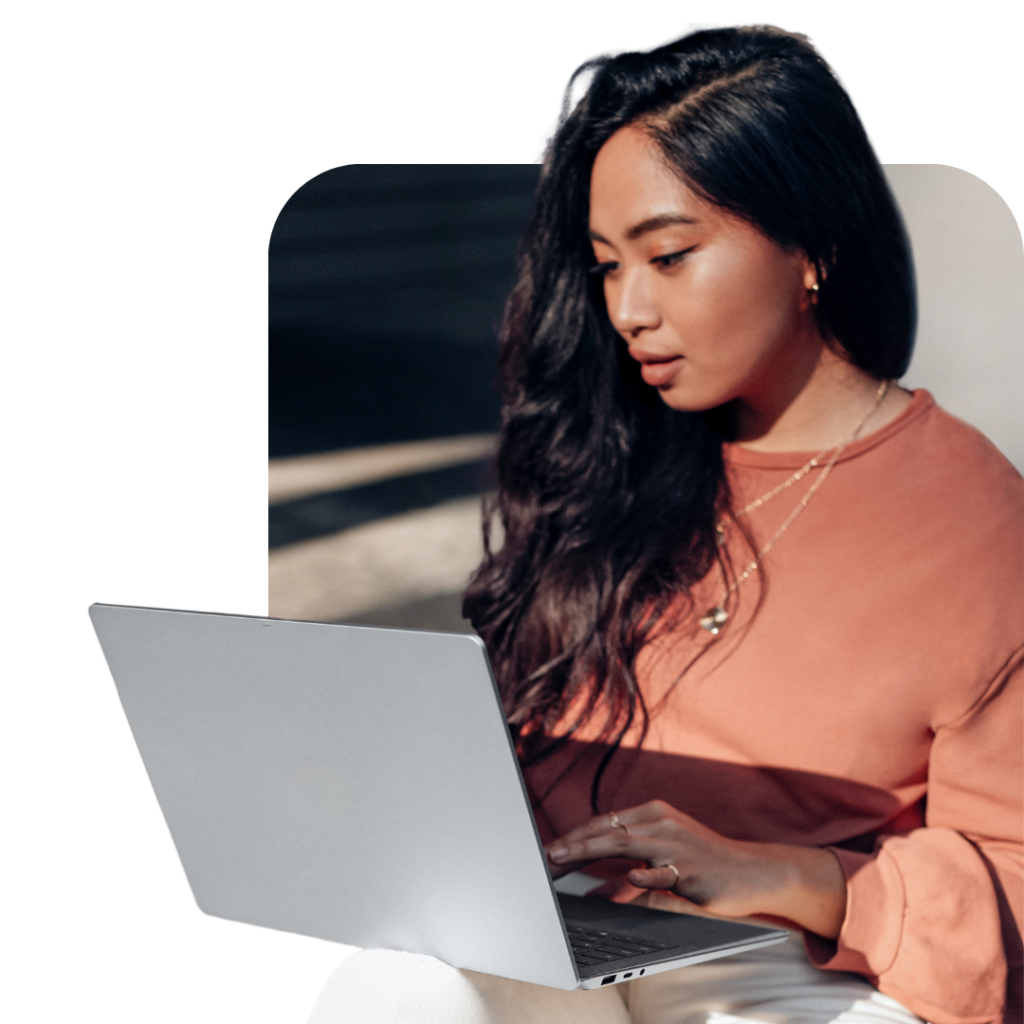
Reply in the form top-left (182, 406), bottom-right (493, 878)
top-left (651, 245), bottom-right (692, 266)
top-left (589, 248), bottom-right (692, 278)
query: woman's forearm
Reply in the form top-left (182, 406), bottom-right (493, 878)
top-left (751, 843), bottom-right (848, 939)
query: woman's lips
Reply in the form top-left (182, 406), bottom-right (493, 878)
top-left (638, 356), bottom-right (684, 387)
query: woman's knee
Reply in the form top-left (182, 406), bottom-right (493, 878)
top-left (307, 949), bottom-right (489, 1024)
top-left (307, 948), bottom-right (630, 1024)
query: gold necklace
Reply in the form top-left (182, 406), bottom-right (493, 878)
top-left (699, 380), bottom-right (890, 635)
top-left (732, 447), bottom-right (831, 519)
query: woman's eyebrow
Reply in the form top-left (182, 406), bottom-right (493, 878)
top-left (588, 214), bottom-right (700, 246)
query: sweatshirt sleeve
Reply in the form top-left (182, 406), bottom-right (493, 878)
top-left (805, 653), bottom-right (1023, 1024)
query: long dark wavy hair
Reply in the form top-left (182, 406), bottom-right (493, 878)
top-left (463, 26), bottom-right (916, 809)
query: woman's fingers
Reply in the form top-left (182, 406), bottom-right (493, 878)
top-left (627, 865), bottom-right (681, 893)
top-left (547, 813), bottom-right (691, 862)
top-left (549, 801), bottom-right (688, 847)
top-left (555, 811), bottom-right (635, 844)
top-left (543, 802), bottom-right (707, 877)
top-left (546, 831), bottom-right (669, 867)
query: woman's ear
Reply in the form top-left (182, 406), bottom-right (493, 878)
top-left (800, 257), bottom-right (821, 307)
top-left (802, 250), bottom-right (833, 291)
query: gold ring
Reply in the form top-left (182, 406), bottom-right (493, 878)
top-left (608, 812), bottom-right (630, 835)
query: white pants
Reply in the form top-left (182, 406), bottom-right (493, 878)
top-left (307, 931), bottom-right (925, 1024)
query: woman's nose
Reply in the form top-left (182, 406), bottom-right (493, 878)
top-left (607, 269), bottom-right (661, 338)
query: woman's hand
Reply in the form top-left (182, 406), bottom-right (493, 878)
top-left (545, 800), bottom-right (848, 939)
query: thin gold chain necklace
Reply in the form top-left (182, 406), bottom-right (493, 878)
top-left (698, 379), bottom-right (890, 635)
top-left (732, 448), bottom-right (831, 518)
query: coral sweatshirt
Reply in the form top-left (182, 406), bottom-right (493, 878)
top-left (522, 390), bottom-right (1023, 1024)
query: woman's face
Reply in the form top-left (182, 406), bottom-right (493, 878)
top-left (589, 126), bottom-right (821, 415)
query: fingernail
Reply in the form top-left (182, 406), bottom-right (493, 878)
top-left (549, 846), bottom-right (569, 861)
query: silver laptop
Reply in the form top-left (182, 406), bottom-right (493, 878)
top-left (89, 603), bottom-right (788, 989)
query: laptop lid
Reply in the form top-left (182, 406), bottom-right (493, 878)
top-left (89, 603), bottom-right (579, 989)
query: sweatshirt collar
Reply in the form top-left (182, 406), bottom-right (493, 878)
top-left (721, 389), bottom-right (934, 471)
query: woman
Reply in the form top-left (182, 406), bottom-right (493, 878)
top-left (312, 25), bottom-right (1022, 1024)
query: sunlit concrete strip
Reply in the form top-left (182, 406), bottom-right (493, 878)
top-left (269, 434), bottom-right (498, 505)
top-left (268, 495), bottom-right (503, 623)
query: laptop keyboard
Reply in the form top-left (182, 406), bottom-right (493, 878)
top-left (565, 923), bottom-right (679, 968)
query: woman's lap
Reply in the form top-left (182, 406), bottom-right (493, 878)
top-left (306, 948), bottom-right (629, 1024)
top-left (307, 933), bottom-right (925, 1024)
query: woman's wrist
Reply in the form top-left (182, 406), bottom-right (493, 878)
top-left (751, 843), bottom-right (848, 939)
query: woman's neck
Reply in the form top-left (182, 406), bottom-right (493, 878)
top-left (729, 344), bottom-right (912, 453)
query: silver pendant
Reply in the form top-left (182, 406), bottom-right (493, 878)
top-left (699, 606), bottom-right (729, 634)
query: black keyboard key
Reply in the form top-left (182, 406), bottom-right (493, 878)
top-left (595, 947), bottom-right (636, 957)
top-left (566, 922), bottom-right (681, 969)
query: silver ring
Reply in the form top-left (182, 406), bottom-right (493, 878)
top-left (664, 864), bottom-right (680, 890)
top-left (608, 812), bottom-right (630, 835)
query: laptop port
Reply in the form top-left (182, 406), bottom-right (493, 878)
top-left (601, 975), bottom-right (616, 985)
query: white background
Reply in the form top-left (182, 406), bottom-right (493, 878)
top-left (888, 162), bottom-right (1024, 470)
